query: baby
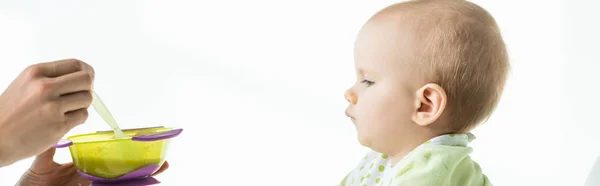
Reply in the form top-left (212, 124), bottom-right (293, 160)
top-left (340, 0), bottom-right (508, 185)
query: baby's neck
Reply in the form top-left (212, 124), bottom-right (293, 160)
top-left (389, 147), bottom-right (417, 167)
top-left (387, 130), bottom-right (441, 167)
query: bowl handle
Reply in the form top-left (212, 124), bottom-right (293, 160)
top-left (131, 128), bottom-right (183, 142)
top-left (53, 139), bottom-right (73, 148)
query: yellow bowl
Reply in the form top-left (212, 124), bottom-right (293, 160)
top-left (54, 127), bottom-right (182, 181)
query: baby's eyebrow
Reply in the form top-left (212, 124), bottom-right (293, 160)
top-left (357, 68), bottom-right (377, 78)
top-left (356, 69), bottom-right (367, 77)
top-left (358, 69), bottom-right (365, 75)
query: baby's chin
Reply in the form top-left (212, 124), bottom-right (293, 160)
top-left (356, 133), bottom-right (372, 149)
top-left (357, 133), bottom-right (390, 153)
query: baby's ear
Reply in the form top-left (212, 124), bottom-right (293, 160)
top-left (412, 83), bottom-right (447, 126)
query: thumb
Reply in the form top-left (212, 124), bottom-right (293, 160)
top-left (30, 148), bottom-right (57, 172)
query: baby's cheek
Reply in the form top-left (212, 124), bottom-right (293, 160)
top-left (376, 100), bottom-right (413, 129)
top-left (372, 99), bottom-right (404, 118)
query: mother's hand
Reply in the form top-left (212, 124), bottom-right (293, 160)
top-left (16, 148), bottom-right (170, 186)
top-left (0, 59), bottom-right (95, 167)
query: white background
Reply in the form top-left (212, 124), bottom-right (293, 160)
top-left (0, 0), bottom-right (598, 185)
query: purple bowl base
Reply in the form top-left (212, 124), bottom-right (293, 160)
top-left (77, 164), bottom-right (161, 185)
top-left (78, 177), bottom-right (160, 186)
top-left (89, 177), bottom-right (160, 186)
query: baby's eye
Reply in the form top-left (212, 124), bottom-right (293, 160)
top-left (361, 79), bottom-right (375, 86)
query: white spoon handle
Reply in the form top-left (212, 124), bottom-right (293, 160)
top-left (91, 91), bottom-right (127, 138)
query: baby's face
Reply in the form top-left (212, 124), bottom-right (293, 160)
top-left (344, 18), bottom-right (422, 153)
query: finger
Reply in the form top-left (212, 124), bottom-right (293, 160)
top-left (64, 108), bottom-right (89, 127)
top-left (51, 70), bottom-right (94, 96)
top-left (60, 162), bottom-right (75, 167)
top-left (34, 148), bottom-right (56, 163)
top-left (55, 163), bottom-right (84, 185)
top-left (36, 59), bottom-right (95, 79)
top-left (30, 148), bottom-right (56, 172)
top-left (59, 91), bottom-right (92, 113)
top-left (152, 161), bottom-right (170, 176)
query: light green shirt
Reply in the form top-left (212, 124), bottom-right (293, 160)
top-left (340, 133), bottom-right (491, 186)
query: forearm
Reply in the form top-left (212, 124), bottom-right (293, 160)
top-left (0, 110), bottom-right (15, 167)
top-left (0, 132), bottom-right (17, 167)
top-left (0, 143), bottom-right (13, 167)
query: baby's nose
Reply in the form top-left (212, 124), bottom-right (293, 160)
top-left (344, 89), bottom-right (357, 105)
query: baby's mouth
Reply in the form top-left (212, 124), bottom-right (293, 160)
top-left (347, 115), bottom-right (356, 122)
top-left (345, 111), bottom-right (355, 120)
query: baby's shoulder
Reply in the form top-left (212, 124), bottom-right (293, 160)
top-left (388, 145), bottom-right (490, 186)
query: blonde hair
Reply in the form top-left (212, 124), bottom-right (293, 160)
top-left (383, 0), bottom-right (510, 132)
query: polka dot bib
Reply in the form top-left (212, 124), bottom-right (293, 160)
top-left (342, 133), bottom-right (475, 186)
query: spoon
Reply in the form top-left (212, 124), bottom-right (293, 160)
top-left (91, 91), bottom-right (128, 139)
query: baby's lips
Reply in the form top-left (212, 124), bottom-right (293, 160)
top-left (345, 111), bottom-right (353, 118)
